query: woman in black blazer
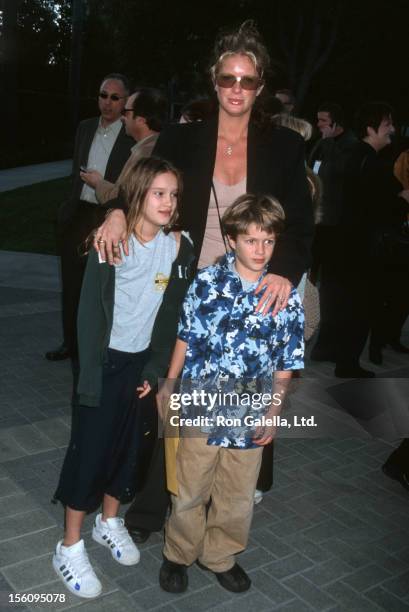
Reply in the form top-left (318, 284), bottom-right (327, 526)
top-left (152, 114), bottom-right (313, 290)
top-left (97, 25), bottom-right (313, 306)
top-left (94, 20), bottom-right (313, 549)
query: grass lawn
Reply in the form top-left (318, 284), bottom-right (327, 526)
top-left (0, 177), bottom-right (71, 255)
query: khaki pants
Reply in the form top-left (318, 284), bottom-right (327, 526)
top-left (163, 436), bottom-right (263, 572)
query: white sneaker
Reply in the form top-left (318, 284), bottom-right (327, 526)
top-left (52, 539), bottom-right (102, 599)
top-left (92, 513), bottom-right (140, 566)
top-left (254, 489), bottom-right (263, 505)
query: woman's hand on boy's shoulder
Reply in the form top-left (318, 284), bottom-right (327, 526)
top-left (254, 273), bottom-right (292, 317)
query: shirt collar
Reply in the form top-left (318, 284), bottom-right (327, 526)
top-left (97, 117), bottom-right (122, 137)
top-left (219, 251), bottom-right (266, 290)
top-left (131, 133), bottom-right (157, 152)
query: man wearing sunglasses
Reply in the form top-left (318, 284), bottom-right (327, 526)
top-left (46, 73), bottom-right (133, 362)
top-left (80, 88), bottom-right (167, 205)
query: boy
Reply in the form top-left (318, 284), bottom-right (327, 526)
top-left (158, 194), bottom-right (304, 594)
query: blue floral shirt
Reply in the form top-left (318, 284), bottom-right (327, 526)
top-left (177, 252), bottom-right (305, 448)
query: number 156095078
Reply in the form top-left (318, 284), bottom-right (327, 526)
top-left (8, 593), bottom-right (66, 604)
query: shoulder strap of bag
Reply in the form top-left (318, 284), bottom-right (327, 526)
top-left (211, 181), bottom-right (228, 253)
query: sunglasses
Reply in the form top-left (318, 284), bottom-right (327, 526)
top-left (121, 108), bottom-right (134, 115)
top-left (215, 74), bottom-right (262, 91)
top-left (98, 92), bottom-right (126, 102)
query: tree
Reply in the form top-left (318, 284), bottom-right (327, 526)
top-left (68, 0), bottom-right (86, 132)
top-left (0, 0), bottom-right (22, 155)
top-left (276, 0), bottom-right (341, 112)
top-left (0, 0), bottom-right (72, 167)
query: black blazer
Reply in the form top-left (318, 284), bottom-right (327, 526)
top-left (60, 117), bottom-right (133, 223)
top-left (153, 117), bottom-right (314, 286)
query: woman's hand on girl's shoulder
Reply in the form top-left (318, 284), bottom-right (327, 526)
top-left (94, 209), bottom-right (128, 265)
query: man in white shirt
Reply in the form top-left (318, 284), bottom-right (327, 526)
top-left (80, 88), bottom-right (167, 205)
top-left (46, 73), bottom-right (133, 361)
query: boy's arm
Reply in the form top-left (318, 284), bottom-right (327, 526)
top-left (156, 339), bottom-right (187, 420)
top-left (253, 370), bottom-right (293, 446)
top-left (253, 291), bottom-right (304, 444)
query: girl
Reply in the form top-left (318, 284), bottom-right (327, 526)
top-left (52, 157), bottom-right (195, 599)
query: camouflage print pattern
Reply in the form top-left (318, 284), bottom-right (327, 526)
top-left (178, 252), bottom-right (305, 448)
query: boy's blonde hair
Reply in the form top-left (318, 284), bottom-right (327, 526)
top-left (221, 193), bottom-right (285, 239)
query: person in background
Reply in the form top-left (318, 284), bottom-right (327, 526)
top-left (179, 97), bottom-right (216, 123)
top-left (309, 102), bottom-right (357, 363)
top-left (81, 88), bottom-right (168, 205)
top-left (274, 88), bottom-right (296, 114)
top-left (46, 73), bottom-right (133, 362)
top-left (383, 440), bottom-right (409, 493)
top-left (272, 113), bottom-right (322, 227)
top-left (336, 102), bottom-right (409, 377)
top-left (383, 147), bottom-right (409, 354)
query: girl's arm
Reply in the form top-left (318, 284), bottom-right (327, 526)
top-left (168, 338), bottom-right (188, 378)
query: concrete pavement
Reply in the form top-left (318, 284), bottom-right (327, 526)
top-left (0, 250), bottom-right (408, 611)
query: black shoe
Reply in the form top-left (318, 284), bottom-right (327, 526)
top-left (45, 343), bottom-right (71, 361)
top-left (197, 561), bottom-right (251, 593)
top-left (382, 463), bottom-right (409, 492)
top-left (369, 345), bottom-right (383, 365)
top-left (387, 341), bottom-right (409, 354)
top-left (310, 348), bottom-right (336, 363)
top-left (334, 365), bottom-right (375, 379)
top-left (159, 558), bottom-right (188, 593)
top-left (126, 526), bottom-right (151, 544)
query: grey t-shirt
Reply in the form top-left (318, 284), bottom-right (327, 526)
top-left (109, 231), bottom-right (177, 352)
top-left (228, 259), bottom-right (259, 292)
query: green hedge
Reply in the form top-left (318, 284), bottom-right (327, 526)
top-left (0, 177), bottom-right (71, 255)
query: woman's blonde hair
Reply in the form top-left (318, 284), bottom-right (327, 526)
top-left (210, 20), bottom-right (270, 81)
top-left (118, 156), bottom-right (182, 239)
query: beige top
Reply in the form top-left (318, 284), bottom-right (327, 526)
top-left (95, 133), bottom-right (159, 204)
top-left (198, 176), bottom-right (246, 269)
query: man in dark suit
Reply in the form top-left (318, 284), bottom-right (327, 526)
top-left (46, 73), bottom-right (134, 361)
top-left (335, 102), bottom-right (409, 377)
top-left (309, 103), bottom-right (357, 362)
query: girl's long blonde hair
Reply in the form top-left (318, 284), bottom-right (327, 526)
top-left (118, 156), bottom-right (182, 239)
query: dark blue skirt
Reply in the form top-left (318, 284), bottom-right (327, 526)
top-left (55, 347), bottom-right (150, 512)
